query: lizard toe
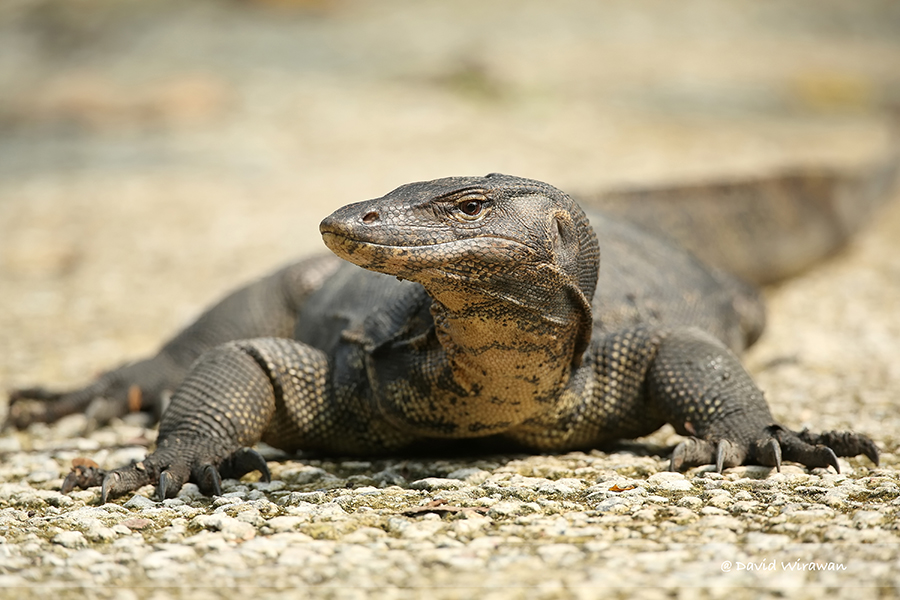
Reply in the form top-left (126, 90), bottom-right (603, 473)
top-left (6, 387), bottom-right (66, 428)
top-left (219, 448), bottom-right (271, 483)
top-left (8, 356), bottom-right (181, 430)
top-left (100, 464), bottom-right (154, 504)
top-left (62, 459), bottom-right (107, 494)
top-left (668, 426), bottom-right (864, 474)
top-left (101, 473), bottom-right (121, 504)
top-left (76, 435), bottom-right (271, 502)
top-left (715, 439), bottom-right (742, 473)
top-left (751, 437), bottom-right (783, 472)
top-left (157, 469), bottom-right (190, 500)
top-left (773, 429), bottom-right (841, 473)
top-left (191, 447), bottom-right (271, 496)
top-left (195, 464), bottom-right (223, 497)
top-left (8, 387), bottom-right (59, 403)
top-left (797, 429), bottom-right (879, 466)
top-left (669, 437), bottom-right (744, 472)
top-left (60, 456), bottom-right (160, 503)
top-left (7, 383), bottom-right (131, 430)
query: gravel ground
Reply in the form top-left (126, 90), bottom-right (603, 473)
top-left (1, 1), bottom-right (900, 598)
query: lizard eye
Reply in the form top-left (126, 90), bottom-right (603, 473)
top-left (460, 200), bottom-right (482, 215)
top-left (456, 198), bottom-right (486, 220)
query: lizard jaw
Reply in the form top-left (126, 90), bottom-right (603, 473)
top-left (321, 230), bottom-right (533, 279)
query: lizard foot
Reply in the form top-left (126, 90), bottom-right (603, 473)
top-left (7, 385), bottom-right (113, 429)
top-left (796, 428), bottom-right (880, 466)
top-left (63, 446), bottom-right (271, 503)
top-left (61, 458), bottom-right (107, 494)
top-left (669, 425), bottom-right (878, 474)
top-left (7, 357), bottom-right (179, 429)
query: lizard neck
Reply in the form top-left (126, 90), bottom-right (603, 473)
top-left (432, 264), bottom-right (585, 391)
top-left (371, 263), bottom-right (592, 437)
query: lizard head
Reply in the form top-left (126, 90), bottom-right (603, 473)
top-left (320, 174), bottom-right (599, 298)
top-left (320, 174), bottom-right (600, 367)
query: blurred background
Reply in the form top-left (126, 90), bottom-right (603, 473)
top-left (2, 0), bottom-right (900, 393)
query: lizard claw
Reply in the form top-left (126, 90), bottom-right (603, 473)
top-left (58, 443), bottom-right (269, 502)
top-left (6, 387), bottom-right (67, 429)
top-left (715, 439), bottom-right (739, 473)
top-left (823, 446), bottom-right (840, 473)
top-left (668, 425), bottom-right (876, 475)
top-left (100, 462), bottom-right (157, 503)
top-left (156, 471), bottom-right (179, 500)
top-left (197, 465), bottom-right (223, 497)
top-left (774, 429), bottom-right (842, 473)
top-left (669, 437), bottom-right (744, 472)
top-left (220, 448), bottom-right (271, 483)
top-left (101, 472), bottom-right (120, 505)
top-left (752, 437), bottom-right (782, 472)
top-left (62, 459), bottom-right (107, 494)
top-left (797, 429), bottom-right (880, 466)
top-left (156, 448), bottom-right (267, 499)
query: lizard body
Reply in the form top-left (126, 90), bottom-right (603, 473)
top-left (8, 172), bottom-right (886, 501)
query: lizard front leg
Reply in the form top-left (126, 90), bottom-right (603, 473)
top-left (507, 327), bottom-right (878, 472)
top-left (645, 328), bottom-right (879, 472)
top-left (64, 337), bottom-right (358, 502)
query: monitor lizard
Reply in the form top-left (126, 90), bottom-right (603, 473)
top-left (7, 165), bottom-right (894, 503)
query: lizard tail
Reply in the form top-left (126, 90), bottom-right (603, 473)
top-left (580, 132), bottom-right (900, 287)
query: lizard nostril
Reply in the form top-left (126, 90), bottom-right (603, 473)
top-left (362, 211), bottom-right (380, 224)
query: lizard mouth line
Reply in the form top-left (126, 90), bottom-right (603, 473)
top-left (321, 231), bottom-right (531, 253)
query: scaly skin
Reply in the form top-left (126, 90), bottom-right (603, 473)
top-left (10, 173), bottom-right (881, 501)
top-left (587, 152), bottom-right (899, 285)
